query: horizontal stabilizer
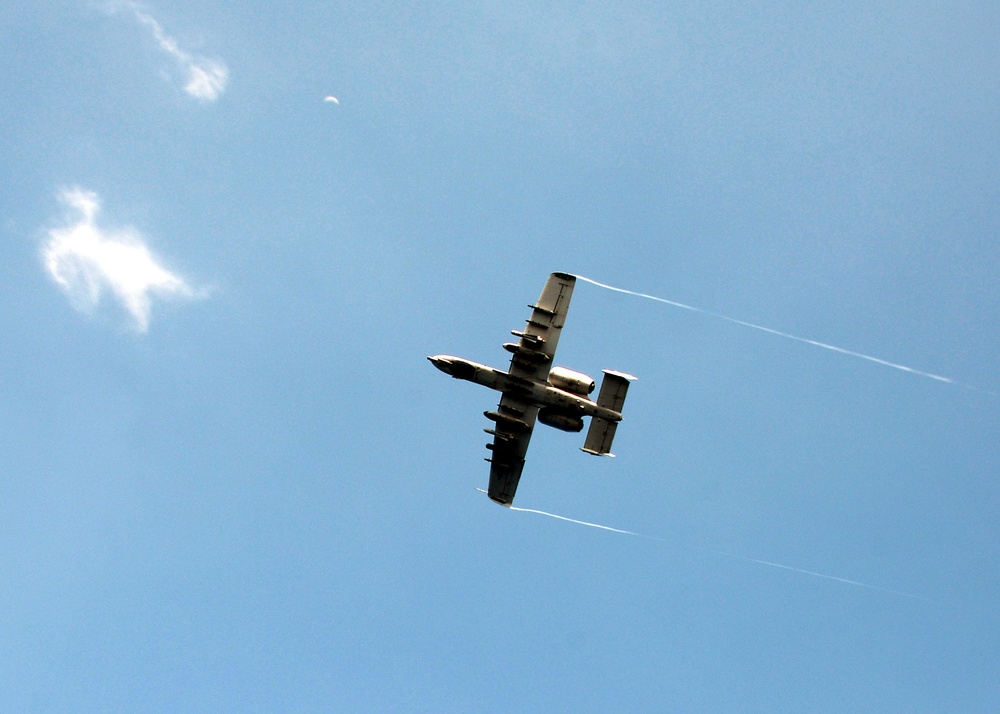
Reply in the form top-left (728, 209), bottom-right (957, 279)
top-left (581, 370), bottom-right (636, 457)
top-left (581, 418), bottom-right (619, 457)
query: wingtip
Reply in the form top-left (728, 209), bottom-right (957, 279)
top-left (475, 487), bottom-right (513, 507)
top-left (603, 369), bottom-right (638, 382)
top-left (580, 447), bottom-right (616, 457)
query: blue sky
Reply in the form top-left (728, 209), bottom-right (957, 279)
top-left (2, 2), bottom-right (999, 711)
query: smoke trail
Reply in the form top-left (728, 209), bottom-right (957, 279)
top-left (510, 502), bottom-right (926, 600)
top-left (573, 274), bottom-right (975, 390)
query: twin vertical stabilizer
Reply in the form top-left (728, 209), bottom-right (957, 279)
top-left (581, 370), bottom-right (637, 457)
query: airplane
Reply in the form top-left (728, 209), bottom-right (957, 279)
top-left (428, 272), bottom-right (636, 506)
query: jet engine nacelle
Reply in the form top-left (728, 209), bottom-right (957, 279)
top-left (547, 366), bottom-right (595, 395)
top-left (538, 408), bottom-right (585, 433)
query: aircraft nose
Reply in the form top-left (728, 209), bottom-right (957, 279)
top-left (427, 355), bottom-right (455, 375)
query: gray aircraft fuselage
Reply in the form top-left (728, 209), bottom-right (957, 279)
top-left (428, 355), bottom-right (623, 422)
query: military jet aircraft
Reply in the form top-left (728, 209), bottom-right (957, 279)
top-left (428, 272), bottom-right (636, 506)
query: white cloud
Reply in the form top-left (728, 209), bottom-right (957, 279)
top-left (110, 2), bottom-right (228, 101)
top-left (43, 188), bottom-right (201, 332)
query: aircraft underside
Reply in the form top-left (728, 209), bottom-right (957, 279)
top-left (429, 272), bottom-right (636, 505)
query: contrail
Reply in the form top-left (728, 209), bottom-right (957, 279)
top-left (510, 502), bottom-right (926, 600)
top-left (573, 274), bottom-right (982, 391)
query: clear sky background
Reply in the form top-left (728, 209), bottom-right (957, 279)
top-left (2, 2), bottom-right (998, 711)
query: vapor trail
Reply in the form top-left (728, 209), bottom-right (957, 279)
top-left (509, 506), bottom-right (664, 541)
top-left (573, 275), bottom-right (963, 388)
top-left (706, 550), bottom-right (928, 600)
top-left (511, 503), bottom-right (925, 600)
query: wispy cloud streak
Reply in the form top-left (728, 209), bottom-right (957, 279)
top-left (42, 188), bottom-right (200, 331)
top-left (573, 275), bottom-right (982, 391)
top-left (511, 502), bottom-right (926, 600)
top-left (111, 2), bottom-right (228, 101)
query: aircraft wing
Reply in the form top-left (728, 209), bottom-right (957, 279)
top-left (506, 272), bottom-right (576, 383)
top-left (486, 393), bottom-right (538, 506)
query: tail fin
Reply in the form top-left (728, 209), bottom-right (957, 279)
top-left (581, 370), bottom-right (637, 457)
